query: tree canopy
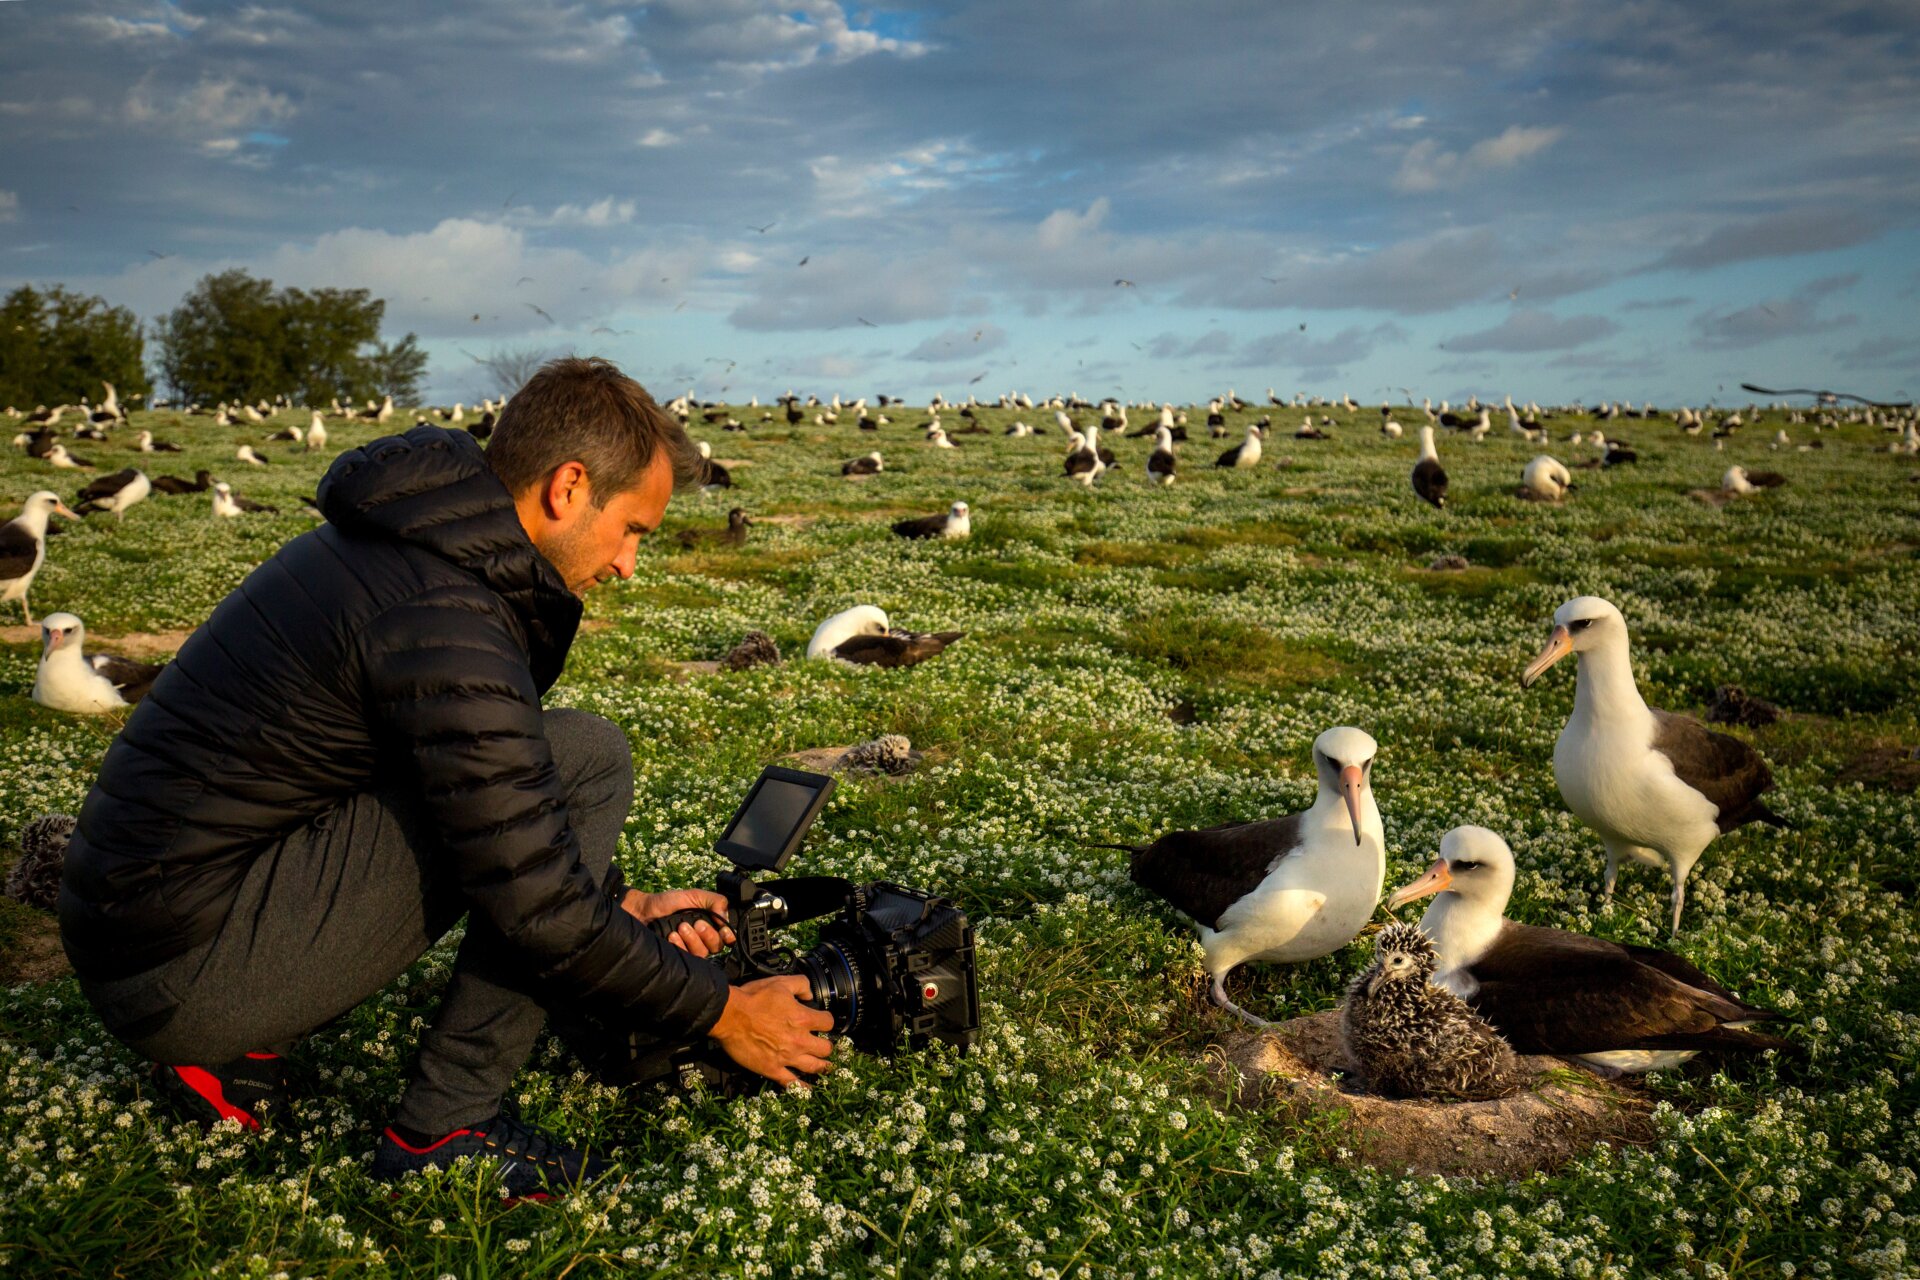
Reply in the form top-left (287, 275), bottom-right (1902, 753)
top-left (0, 284), bottom-right (151, 410)
top-left (154, 269), bottom-right (428, 406)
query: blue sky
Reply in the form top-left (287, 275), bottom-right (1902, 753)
top-left (1, 0), bottom-right (1916, 405)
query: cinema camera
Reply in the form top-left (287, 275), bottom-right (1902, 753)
top-left (557, 766), bottom-right (980, 1093)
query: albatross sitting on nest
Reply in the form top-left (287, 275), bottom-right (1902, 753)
top-left (892, 500), bottom-right (970, 540)
top-left (1521, 595), bottom-right (1786, 932)
top-left (1107, 726), bottom-right (1386, 1026)
top-left (31, 612), bottom-right (167, 713)
top-left (1387, 826), bottom-right (1793, 1073)
top-left (806, 604), bottom-right (965, 668)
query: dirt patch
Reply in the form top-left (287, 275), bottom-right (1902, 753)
top-left (782, 741), bottom-right (943, 779)
top-left (1835, 746), bottom-right (1920, 793)
top-left (666, 660), bottom-right (723, 680)
top-left (0, 904), bottom-right (69, 985)
top-left (1207, 1010), bottom-right (1655, 1178)
top-left (0, 626), bottom-right (193, 657)
top-left (753, 514), bottom-right (817, 528)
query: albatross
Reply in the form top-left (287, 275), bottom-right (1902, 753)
top-left (1, 491), bottom-right (77, 624)
top-left (1146, 426), bottom-right (1176, 485)
top-left (805, 604), bottom-right (965, 668)
top-left (1411, 425), bottom-right (1447, 508)
top-left (1110, 726), bottom-right (1386, 1026)
top-left (1520, 595), bottom-right (1786, 932)
top-left (74, 468), bottom-right (151, 520)
top-left (891, 500), bottom-right (970, 540)
top-left (31, 612), bottom-right (167, 713)
top-left (1387, 825), bottom-right (1792, 1072)
top-left (1215, 422), bottom-right (1263, 469)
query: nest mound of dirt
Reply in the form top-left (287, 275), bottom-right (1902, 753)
top-left (1209, 1010), bottom-right (1655, 1178)
top-left (782, 738), bottom-right (935, 780)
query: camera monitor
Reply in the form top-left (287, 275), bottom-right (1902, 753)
top-left (714, 766), bottom-right (836, 871)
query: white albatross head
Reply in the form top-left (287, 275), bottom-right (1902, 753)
top-left (1310, 725), bottom-right (1378, 846)
top-left (1386, 824), bottom-right (1517, 916)
top-left (1520, 595), bottom-right (1627, 688)
top-left (38, 611), bottom-right (85, 659)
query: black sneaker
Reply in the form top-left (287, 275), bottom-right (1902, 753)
top-left (370, 1110), bottom-right (613, 1201)
top-left (150, 1053), bottom-right (287, 1131)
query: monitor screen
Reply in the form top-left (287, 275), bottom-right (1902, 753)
top-left (719, 774), bottom-right (827, 869)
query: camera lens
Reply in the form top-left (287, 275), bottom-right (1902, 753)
top-left (796, 942), bottom-right (865, 1036)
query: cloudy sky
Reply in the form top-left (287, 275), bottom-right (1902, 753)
top-left (2, 0), bottom-right (1917, 405)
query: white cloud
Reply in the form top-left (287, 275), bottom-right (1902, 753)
top-left (1393, 125), bottom-right (1564, 192)
top-left (0, 190), bottom-right (17, 223)
top-left (125, 73), bottom-right (293, 135)
top-left (513, 197), bottom-right (637, 228)
top-left (639, 128), bottom-right (680, 148)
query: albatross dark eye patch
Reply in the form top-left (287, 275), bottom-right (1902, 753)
top-left (1451, 861), bottom-right (1479, 871)
top-left (1569, 619), bottom-right (1594, 632)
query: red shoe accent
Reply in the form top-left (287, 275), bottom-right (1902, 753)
top-left (243, 1051), bottom-right (280, 1061)
top-left (171, 1066), bottom-right (262, 1131)
top-left (382, 1126), bottom-right (475, 1155)
top-left (502, 1193), bottom-right (554, 1206)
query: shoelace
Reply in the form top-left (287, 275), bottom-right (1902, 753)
top-left (478, 1112), bottom-right (572, 1171)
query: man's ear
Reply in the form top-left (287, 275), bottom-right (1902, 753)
top-left (542, 461), bottom-right (592, 519)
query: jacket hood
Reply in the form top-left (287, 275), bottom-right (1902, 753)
top-left (317, 424), bottom-right (581, 689)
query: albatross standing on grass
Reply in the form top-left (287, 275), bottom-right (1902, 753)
top-left (1109, 726), bottom-right (1386, 1026)
top-left (1411, 425), bottom-right (1447, 508)
top-left (1387, 825), bottom-right (1792, 1072)
top-left (1520, 595), bottom-right (1786, 932)
top-left (1, 491), bottom-right (77, 624)
top-left (32, 612), bottom-right (167, 713)
top-left (1146, 426), bottom-right (1176, 485)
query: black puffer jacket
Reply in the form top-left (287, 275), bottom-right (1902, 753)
top-left (59, 426), bottom-right (728, 1035)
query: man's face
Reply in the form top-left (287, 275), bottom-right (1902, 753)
top-left (533, 454), bottom-right (674, 596)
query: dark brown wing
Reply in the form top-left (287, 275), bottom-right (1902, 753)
top-left (0, 520), bottom-right (39, 580)
top-left (1652, 710), bottom-right (1779, 831)
top-left (234, 496), bottom-right (279, 513)
top-left (1464, 921), bottom-right (1772, 1053)
top-left (150, 474), bottom-right (195, 494)
top-left (1746, 470), bottom-right (1788, 488)
top-left (76, 468), bottom-right (138, 505)
top-left (1214, 444), bottom-right (1242, 467)
top-left (1127, 812), bottom-right (1306, 929)
top-left (891, 513), bottom-right (944, 538)
top-left (1412, 458), bottom-right (1447, 506)
top-left (833, 630), bottom-right (962, 668)
top-left (1064, 450), bottom-right (1098, 476)
top-left (88, 652), bottom-right (166, 704)
top-left (1618, 943), bottom-right (1776, 1019)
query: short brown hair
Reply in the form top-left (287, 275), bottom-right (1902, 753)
top-left (486, 356), bottom-right (703, 502)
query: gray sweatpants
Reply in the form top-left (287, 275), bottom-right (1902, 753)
top-left (82, 708), bottom-right (633, 1134)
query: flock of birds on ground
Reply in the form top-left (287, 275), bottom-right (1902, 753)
top-left (7, 377), bottom-right (1916, 1101)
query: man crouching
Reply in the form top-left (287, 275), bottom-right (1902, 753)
top-left (57, 357), bottom-right (831, 1200)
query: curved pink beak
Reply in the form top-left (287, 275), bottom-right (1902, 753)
top-left (1339, 764), bottom-right (1366, 846)
top-left (1520, 624), bottom-right (1572, 688)
top-left (1387, 858), bottom-right (1452, 910)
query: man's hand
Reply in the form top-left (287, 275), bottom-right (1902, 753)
top-left (707, 976), bottom-right (837, 1087)
top-left (620, 888), bottom-right (736, 958)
